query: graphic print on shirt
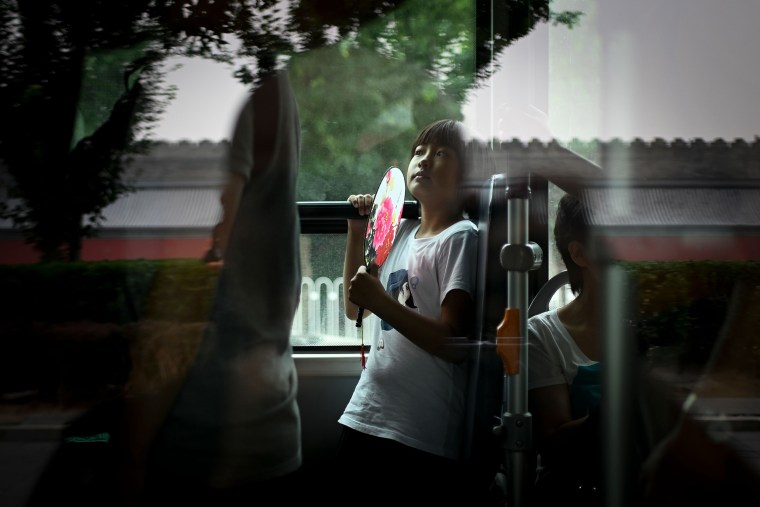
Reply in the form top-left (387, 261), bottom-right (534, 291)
top-left (381, 269), bottom-right (417, 331)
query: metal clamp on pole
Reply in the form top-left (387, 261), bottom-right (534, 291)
top-left (494, 412), bottom-right (533, 453)
top-left (500, 243), bottom-right (543, 273)
top-left (494, 177), bottom-right (543, 507)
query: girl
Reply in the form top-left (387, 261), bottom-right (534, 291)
top-left (337, 119), bottom-right (489, 503)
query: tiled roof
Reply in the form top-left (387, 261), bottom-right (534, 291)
top-left (582, 185), bottom-right (760, 229)
top-left (3, 139), bottom-right (760, 233)
top-left (4, 183), bottom-right (760, 233)
top-left (0, 187), bottom-right (222, 232)
top-left (98, 187), bottom-right (222, 229)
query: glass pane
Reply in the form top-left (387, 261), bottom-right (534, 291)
top-left (291, 0), bottom-right (477, 201)
top-left (293, 234), bottom-right (375, 347)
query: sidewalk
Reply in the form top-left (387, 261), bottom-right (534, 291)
top-left (0, 402), bottom-right (98, 507)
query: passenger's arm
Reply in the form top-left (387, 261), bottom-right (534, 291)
top-left (529, 383), bottom-right (591, 461)
top-left (343, 194), bottom-right (372, 319)
top-left (348, 267), bottom-right (473, 362)
top-left (216, 171), bottom-right (246, 256)
top-left (383, 287), bottom-right (473, 363)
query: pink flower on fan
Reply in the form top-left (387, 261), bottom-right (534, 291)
top-left (375, 225), bottom-right (396, 266)
top-left (372, 196), bottom-right (395, 264)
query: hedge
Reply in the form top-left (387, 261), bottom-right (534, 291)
top-left (0, 259), bottom-right (218, 324)
top-left (0, 259), bottom-right (758, 404)
top-left (0, 259), bottom-right (218, 402)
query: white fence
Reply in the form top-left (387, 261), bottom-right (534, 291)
top-left (291, 276), bottom-right (377, 346)
top-left (291, 274), bottom-right (571, 345)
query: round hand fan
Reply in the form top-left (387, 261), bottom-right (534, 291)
top-left (356, 166), bottom-right (406, 365)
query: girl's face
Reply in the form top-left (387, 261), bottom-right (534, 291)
top-left (406, 141), bottom-right (462, 207)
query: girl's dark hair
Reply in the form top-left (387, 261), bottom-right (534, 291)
top-left (410, 119), bottom-right (494, 189)
top-left (554, 193), bottom-right (590, 295)
top-left (410, 119), bottom-right (468, 171)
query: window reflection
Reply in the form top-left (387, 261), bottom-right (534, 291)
top-left (295, 234), bottom-right (377, 347)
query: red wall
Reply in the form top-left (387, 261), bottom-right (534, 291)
top-left (601, 235), bottom-right (760, 262)
top-left (3, 235), bottom-right (759, 265)
top-left (0, 237), bottom-right (211, 264)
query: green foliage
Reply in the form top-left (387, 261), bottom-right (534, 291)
top-left (0, 259), bottom-right (218, 324)
top-left (5, 258), bottom-right (755, 402)
top-left (291, 42), bottom-right (441, 200)
top-left (620, 260), bottom-right (760, 370)
top-left (0, 1), bottom-right (176, 261)
top-left (0, 258), bottom-right (218, 401)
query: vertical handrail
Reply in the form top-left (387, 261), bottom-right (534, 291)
top-left (496, 177), bottom-right (543, 507)
top-left (506, 184), bottom-right (530, 507)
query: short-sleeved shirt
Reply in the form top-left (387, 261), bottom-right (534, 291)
top-left (339, 218), bottom-right (479, 460)
top-left (527, 309), bottom-right (600, 418)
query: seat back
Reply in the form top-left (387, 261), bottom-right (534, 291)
top-left (528, 270), bottom-right (570, 318)
top-left (461, 174), bottom-right (509, 484)
top-left (461, 176), bottom-right (573, 497)
top-left (474, 174), bottom-right (509, 342)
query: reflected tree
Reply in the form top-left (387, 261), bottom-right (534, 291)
top-left (0, 1), bottom-right (179, 261)
top-left (0, 0), bottom-right (581, 261)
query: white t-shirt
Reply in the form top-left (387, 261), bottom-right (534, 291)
top-left (339, 218), bottom-right (479, 460)
top-left (527, 309), bottom-right (600, 418)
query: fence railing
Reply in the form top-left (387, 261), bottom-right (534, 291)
top-left (291, 275), bottom-right (377, 347)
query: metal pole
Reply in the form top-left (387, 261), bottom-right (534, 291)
top-left (497, 179), bottom-right (541, 507)
top-left (601, 262), bottom-right (637, 507)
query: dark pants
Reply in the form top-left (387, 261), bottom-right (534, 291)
top-left (333, 425), bottom-right (476, 506)
top-left (141, 468), bottom-right (303, 507)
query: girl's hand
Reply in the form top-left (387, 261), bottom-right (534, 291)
top-left (347, 194), bottom-right (374, 236)
top-left (348, 263), bottom-right (385, 311)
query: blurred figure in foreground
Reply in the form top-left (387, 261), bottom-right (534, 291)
top-left (121, 56), bottom-right (303, 506)
top-left (201, 223), bottom-right (224, 267)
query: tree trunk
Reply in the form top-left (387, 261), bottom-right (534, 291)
top-left (68, 226), bottom-right (83, 262)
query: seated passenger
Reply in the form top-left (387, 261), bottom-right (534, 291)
top-left (527, 192), bottom-right (603, 506)
top-left (526, 194), bottom-right (760, 507)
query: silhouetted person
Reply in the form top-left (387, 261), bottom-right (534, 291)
top-left (121, 60), bottom-right (303, 506)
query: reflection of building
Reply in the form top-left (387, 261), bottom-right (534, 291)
top-left (0, 141), bottom-right (226, 264)
top-left (1, 137), bottom-right (758, 264)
